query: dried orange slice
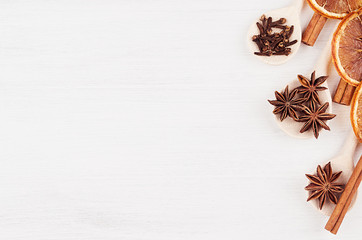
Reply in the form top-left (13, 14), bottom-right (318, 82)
top-left (351, 83), bottom-right (362, 141)
top-left (332, 8), bottom-right (362, 86)
top-left (307, 0), bottom-right (362, 19)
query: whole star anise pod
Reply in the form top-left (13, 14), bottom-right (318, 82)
top-left (268, 86), bottom-right (305, 121)
top-left (297, 102), bottom-right (336, 139)
top-left (296, 71), bottom-right (328, 105)
top-left (305, 162), bottom-right (344, 210)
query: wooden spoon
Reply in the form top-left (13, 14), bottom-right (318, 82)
top-left (308, 131), bottom-right (359, 216)
top-left (273, 35), bottom-right (334, 138)
top-left (246, 0), bottom-right (303, 65)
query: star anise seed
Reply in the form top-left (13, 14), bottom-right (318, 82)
top-left (305, 162), bottom-right (344, 210)
top-left (297, 102), bottom-right (336, 139)
top-left (296, 71), bottom-right (328, 105)
top-left (268, 86), bottom-right (305, 121)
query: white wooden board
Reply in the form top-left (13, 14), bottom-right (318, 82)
top-left (0, 0), bottom-right (361, 239)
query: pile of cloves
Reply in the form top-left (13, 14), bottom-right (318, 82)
top-left (252, 15), bottom-right (297, 56)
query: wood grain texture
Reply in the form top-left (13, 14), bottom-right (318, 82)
top-left (0, 0), bottom-right (361, 239)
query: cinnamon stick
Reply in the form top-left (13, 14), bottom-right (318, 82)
top-left (325, 155), bottom-right (362, 234)
top-left (333, 78), bottom-right (356, 106)
top-left (302, 12), bottom-right (328, 46)
top-left (330, 172), bottom-right (362, 234)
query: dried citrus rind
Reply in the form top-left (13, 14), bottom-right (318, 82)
top-left (332, 8), bottom-right (362, 86)
top-left (351, 84), bottom-right (362, 141)
top-left (307, 0), bottom-right (362, 19)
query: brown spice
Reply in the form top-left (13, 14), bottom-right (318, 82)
top-left (325, 155), bottom-right (362, 234)
top-left (252, 15), bottom-right (297, 56)
top-left (268, 71), bottom-right (336, 138)
top-left (297, 102), bottom-right (336, 139)
top-left (268, 86), bottom-right (305, 121)
top-left (333, 78), bottom-right (356, 106)
top-left (301, 12), bottom-right (328, 46)
top-left (296, 71), bottom-right (328, 106)
top-left (305, 162), bottom-right (344, 210)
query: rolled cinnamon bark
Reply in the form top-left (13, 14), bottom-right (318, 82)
top-left (330, 172), bottom-right (362, 234)
top-left (333, 78), bottom-right (356, 106)
top-left (325, 155), bottom-right (362, 234)
top-left (302, 12), bottom-right (328, 46)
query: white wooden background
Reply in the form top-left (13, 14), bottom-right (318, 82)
top-left (0, 0), bottom-right (361, 239)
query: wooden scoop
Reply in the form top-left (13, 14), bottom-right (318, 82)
top-left (273, 35), bottom-right (334, 138)
top-left (307, 131), bottom-right (359, 216)
top-left (246, 0), bottom-right (303, 65)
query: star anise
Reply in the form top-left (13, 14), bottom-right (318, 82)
top-left (268, 86), bottom-right (305, 121)
top-left (296, 71), bottom-right (328, 105)
top-left (297, 102), bottom-right (336, 139)
top-left (305, 162), bottom-right (344, 210)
